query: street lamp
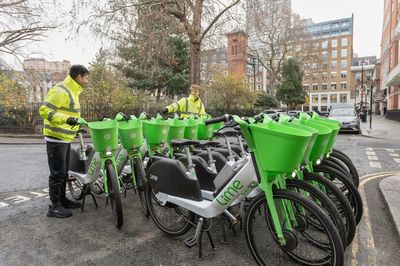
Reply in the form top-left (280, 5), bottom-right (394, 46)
top-left (360, 59), bottom-right (366, 108)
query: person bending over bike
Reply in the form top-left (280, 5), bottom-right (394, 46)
top-left (163, 84), bottom-right (206, 118)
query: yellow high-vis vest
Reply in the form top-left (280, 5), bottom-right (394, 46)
top-left (166, 94), bottom-right (206, 119)
top-left (39, 75), bottom-right (82, 142)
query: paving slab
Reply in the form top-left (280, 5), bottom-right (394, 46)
top-left (379, 176), bottom-right (400, 238)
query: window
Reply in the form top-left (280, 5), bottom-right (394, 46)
top-left (366, 71), bottom-right (372, 81)
top-left (331, 83), bottom-right (337, 90)
top-left (332, 50), bottom-right (337, 59)
top-left (257, 84), bottom-right (261, 90)
top-left (331, 72), bottom-right (337, 79)
top-left (332, 23), bottom-right (340, 28)
top-left (321, 106), bottom-right (328, 111)
top-left (330, 94), bottom-right (338, 103)
top-left (312, 63), bottom-right (319, 70)
top-left (312, 95), bottom-right (319, 104)
top-left (322, 41), bottom-right (328, 49)
top-left (332, 39), bottom-right (338, 48)
top-left (249, 78), bottom-right (254, 82)
top-left (340, 94), bottom-right (347, 103)
top-left (341, 60), bottom-right (347, 68)
top-left (312, 74), bottom-right (318, 81)
top-left (340, 82), bottom-right (347, 89)
top-left (341, 38), bottom-right (348, 46)
top-left (341, 71), bottom-right (347, 79)
top-left (322, 73), bottom-right (328, 80)
top-left (331, 61), bottom-right (337, 69)
top-left (304, 64), bottom-right (310, 70)
top-left (312, 84), bottom-right (318, 91)
top-left (322, 63), bottom-right (328, 69)
top-left (303, 85), bottom-right (309, 91)
top-left (322, 51), bottom-right (329, 60)
top-left (322, 84), bottom-right (328, 90)
top-left (356, 72), bottom-right (361, 81)
top-left (342, 21), bottom-right (350, 27)
top-left (341, 49), bottom-right (347, 57)
top-left (321, 94), bottom-right (328, 103)
top-left (257, 77), bottom-right (262, 82)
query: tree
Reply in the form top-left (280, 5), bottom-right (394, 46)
top-left (206, 74), bottom-right (257, 112)
top-left (255, 92), bottom-right (279, 109)
top-left (0, 0), bottom-right (55, 58)
top-left (276, 58), bottom-right (306, 109)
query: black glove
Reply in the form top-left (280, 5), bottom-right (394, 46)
top-left (66, 117), bottom-right (78, 126)
top-left (162, 107), bottom-right (169, 114)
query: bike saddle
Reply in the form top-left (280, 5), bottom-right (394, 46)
top-left (195, 140), bottom-right (220, 148)
top-left (170, 139), bottom-right (200, 147)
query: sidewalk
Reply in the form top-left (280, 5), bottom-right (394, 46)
top-left (360, 115), bottom-right (400, 141)
top-left (379, 175), bottom-right (400, 239)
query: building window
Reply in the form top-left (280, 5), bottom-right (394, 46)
top-left (332, 23), bottom-right (340, 28)
top-left (341, 49), bottom-right (347, 57)
top-left (257, 77), bottom-right (262, 82)
top-left (341, 60), bottom-right (347, 68)
top-left (332, 50), bottom-right (337, 59)
top-left (322, 51), bottom-right (328, 60)
top-left (312, 63), bottom-right (319, 70)
top-left (312, 74), bottom-right (318, 81)
top-left (257, 84), bottom-right (261, 90)
top-left (331, 72), bottom-right (337, 79)
top-left (321, 106), bottom-right (328, 111)
top-left (341, 38), bottom-right (348, 46)
top-left (249, 78), bottom-right (254, 82)
top-left (332, 39), bottom-right (338, 48)
top-left (341, 71), bottom-right (347, 79)
top-left (342, 21), bottom-right (350, 27)
top-left (312, 95), bottom-right (319, 104)
top-left (322, 63), bottom-right (328, 69)
top-left (340, 82), bottom-right (347, 89)
top-left (331, 61), bottom-right (337, 69)
top-left (340, 94), bottom-right (347, 103)
top-left (322, 73), bottom-right (328, 80)
top-left (304, 64), bottom-right (310, 70)
top-left (322, 84), bottom-right (328, 90)
top-left (303, 85), bottom-right (309, 91)
top-left (356, 72), bottom-right (361, 81)
top-left (312, 84), bottom-right (318, 90)
top-left (366, 71), bottom-right (372, 81)
top-left (330, 94), bottom-right (338, 103)
top-left (331, 83), bottom-right (337, 90)
top-left (321, 94), bottom-right (328, 103)
top-left (322, 40), bottom-right (328, 49)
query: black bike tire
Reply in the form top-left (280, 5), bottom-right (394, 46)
top-left (286, 179), bottom-right (347, 247)
top-left (304, 172), bottom-right (357, 246)
top-left (244, 189), bottom-right (344, 266)
top-left (320, 159), bottom-right (353, 181)
top-left (133, 157), bottom-right (149, 217)
top-left (106, 159), bottom-right (124, 229)
top-left (313, 164), bottom-right (363, 225)
top-left (331, 150), bottom-right (360, 188)
top-left (145, 183), bottom-right (195, 237)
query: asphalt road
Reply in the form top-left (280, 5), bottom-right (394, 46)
top-left (0, 134), bottom-right (400, 265)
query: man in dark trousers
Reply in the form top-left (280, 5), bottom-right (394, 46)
top-left (39, 65), bottom-right (89, 218)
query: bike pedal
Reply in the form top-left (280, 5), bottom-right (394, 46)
top-left (184, 237), bottom-right (197, 248)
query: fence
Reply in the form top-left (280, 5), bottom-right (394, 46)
top-left (386, 109), bottom-right (400, 122)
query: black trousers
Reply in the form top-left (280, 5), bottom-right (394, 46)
top-left (46, 141), bottom-right (71, 205)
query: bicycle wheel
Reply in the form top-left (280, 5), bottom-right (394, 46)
top-left (145, 183), bottom-right (195, 237)
top-left (286, 179), bottom-right (347, 247)
top-left (304, 172), bottom-right (356, 246)
top-left (133, 157), bottom-right (149, 217)
top-left (68, 178), bottom-right (84, 200)
top-left (105, 159), bottom-right (123, 229)
top-left (331, 149), bottom-right (359, 188)
top-left (244, 189), bottom-right (344, 266)
top-left (320, 159), bottom-right (352, 182)
top-left (313, 164), bottom-right (363, 225)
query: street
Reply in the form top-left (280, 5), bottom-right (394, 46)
top-left (1, 134), bottom-right (400, 265)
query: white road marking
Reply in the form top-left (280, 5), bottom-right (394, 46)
top-left (369, 161), bottom-right (382, 168)
top-left (4, 195), bottom-right (31, 204)
top-left (367, 156), bottom-right (379, 161)
top-left (394, 158), bottom-right (400, 163)
top-left (366, 151), bottom-right (376, 156)
top-left (30, 192), bottom-right (46, 198)
top-left (365, 147), bottom-right (373, 151)
top-left (386, 149), bottom-right (395, 152)
top-left (0, 202), bottom-right (9, 208)
top-left (389, 153), bottom-right (400, 157)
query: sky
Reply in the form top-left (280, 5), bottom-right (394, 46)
top-left (3, 0), bottom-right (384, 68)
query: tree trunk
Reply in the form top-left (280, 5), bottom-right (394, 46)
top-left (190, 42), bottom-right (201, 85)
top-left (156, 88), bottom-right (161, 103)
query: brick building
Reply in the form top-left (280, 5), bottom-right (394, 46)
top-left (350, 56), bottom-right (377, 108)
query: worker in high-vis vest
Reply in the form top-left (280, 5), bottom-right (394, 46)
top-left (163, 84), bottom-right (206, 118)
top-left (39, 65), bottom-right (89, 218)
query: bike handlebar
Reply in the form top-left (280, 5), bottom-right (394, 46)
top-left (205, 114), bottom-right (231, 125)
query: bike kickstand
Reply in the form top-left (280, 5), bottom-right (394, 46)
top-left (220, 217), bottom-right (228, 245)
top-left (81, 186), bottom-right (88, 212)
top-left (90, 192), bottom-right (98, 208)
top-left (206, 231), bottom-right (216, 251)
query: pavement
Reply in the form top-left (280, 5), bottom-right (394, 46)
top-left (360, 115), bottom-right (400, 141)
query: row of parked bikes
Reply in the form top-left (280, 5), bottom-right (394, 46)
top-left (67, 111), bottom-right (363, 266)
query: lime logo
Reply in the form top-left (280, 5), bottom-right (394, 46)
top-left (191, 129), bottom-right (195, 134)
top-left (216, 180), bottom-right (258, 206)
top-left (130, 133), bottom-right (137, 139)
top-left (104, 134), bottom-right (111, 140)
top-left (162, 129), bottom-right (167, 135)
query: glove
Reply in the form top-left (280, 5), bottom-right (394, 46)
top-left (162, 107), bottom-right (169, 115)
top-left (66, 117), bottom-right (79, 126)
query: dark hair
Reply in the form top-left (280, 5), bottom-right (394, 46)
top-left (69, 65), bottom-right (89, 80)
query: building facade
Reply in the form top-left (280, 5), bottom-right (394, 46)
top-left (350, 56), bottom-right (377, 108)
top-left (304, 16), bottom-right (354, 112)
top-left (380, 0), bottom-right (400, 112)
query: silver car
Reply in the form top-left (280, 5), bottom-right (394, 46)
top-left (329, 108), bottom-right (360, 134)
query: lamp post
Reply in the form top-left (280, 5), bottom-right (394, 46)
top-left (360, 59), bottom-right (365, 108)
top-left (247, 53), bottom-right (257, 90)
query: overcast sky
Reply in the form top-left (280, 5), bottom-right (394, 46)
top-left (4, 0), bottom-right (384, 68)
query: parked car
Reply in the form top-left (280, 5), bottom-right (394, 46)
top-left (287, 110), bottom-right (300, 117)
top-left (319, 111), bottom-right (330, 117)
top-left (262, 109), bottom-right (285, 120)
top-left (328, 108), bottom-right (360, 134)
top-left (330, 103), bottom-right (356, 111)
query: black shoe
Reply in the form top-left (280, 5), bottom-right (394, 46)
top-left (47, 204), bottom-right (72, 218)
top-left (61, 198), bottom-right (81, 209)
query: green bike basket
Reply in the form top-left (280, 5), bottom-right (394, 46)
top-left (88, 120), bottom-right (119, 153)
top-left (118, 119), bottom-right (143, 149)
top-left (167, 118), bottom-right (186, 142)
top-left (315, 119), bottom-right (340, 155)
top-left (249, 122), bottom-right (312, 174)
top-left (183, 119), bottom-right (198, 140)
top-left (295, 119), bottom-right (332, 163)
top-left (197, 119), bottom-right (214, 140)
top-left (281, 122), bottom-right (319, 165)
top-left (142, 119), bottom-right (170, 145)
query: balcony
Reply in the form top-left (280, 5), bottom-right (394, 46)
top-left (385, 63), bottom-right (400, 87)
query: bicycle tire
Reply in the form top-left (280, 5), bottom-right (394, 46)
top-left (304, 172), bottom-right (356, 246)
top-left (146, 183), bottom-right (195, 237)
top-left (133, 157), bottom-right (149, 217)
top-left (331, 150), bottom-right (360, 188)
top-left (313, 164), bottom-right (363, 224)
top-left (68, 178), bottom-right (84, 200)
top-left (106, 159), bottom-right (124, 229)
top-left (244, 189), bottom-right (344, 266)
top-left (286, 179), bottom-right (347, 247)
top-left (320, 159), bottom-right (352, 181)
